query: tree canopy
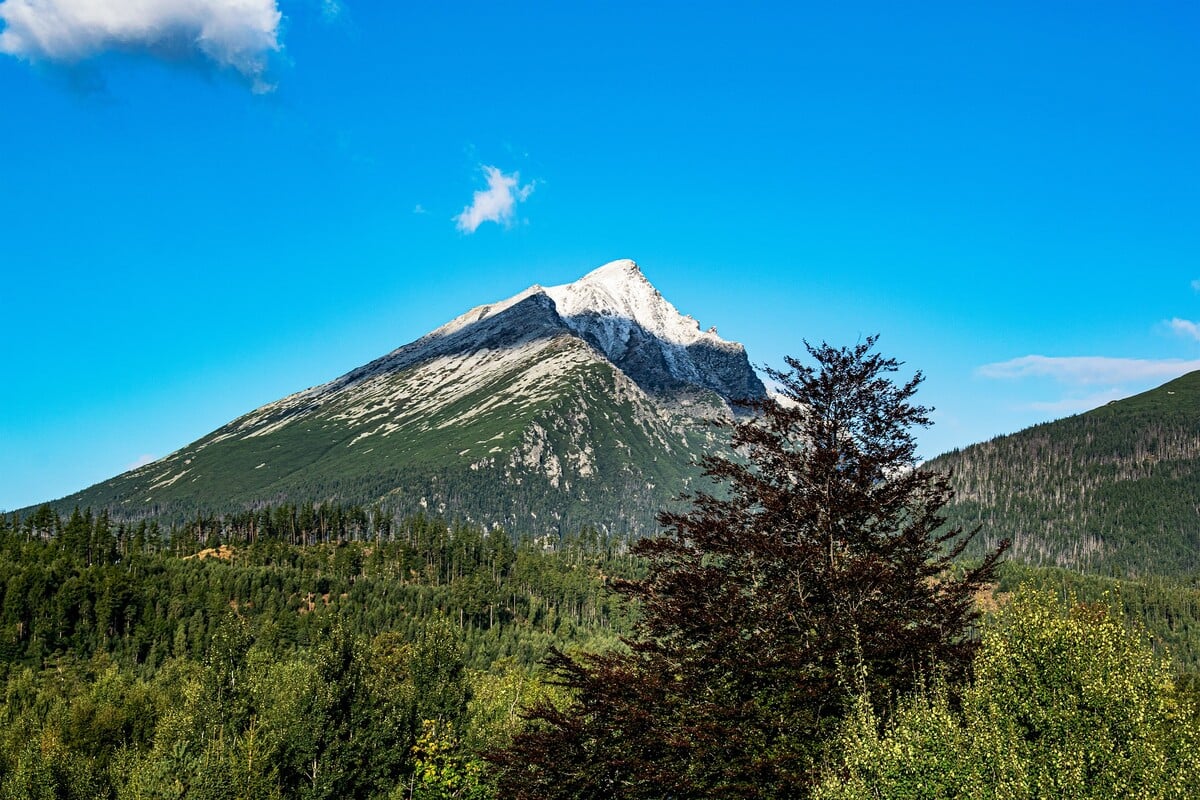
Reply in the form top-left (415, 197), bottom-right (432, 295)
top-left (493, 338), bottom-right (1009, 798)
top-left (815, 588), bottom-right (1200, 799)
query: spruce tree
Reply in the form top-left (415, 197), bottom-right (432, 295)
top-left (493, 337), bottom-right (1008, 798)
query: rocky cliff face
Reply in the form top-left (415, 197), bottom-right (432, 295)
top-left (545, 259), bottom-right (766, 407)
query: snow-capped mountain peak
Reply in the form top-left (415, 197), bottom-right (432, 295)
top-left (545, 259), bottom-right (725, 350)
top-left (50, 257), bottom-right (765, 536)
top-left (537, 259), bottom-right (765, 404)
top-left (316, 258), bottom-right (763, 410)
top-left (427, 283), bottom-right (549, 341)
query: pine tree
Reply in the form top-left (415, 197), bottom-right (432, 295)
top-left (493, 337), bottom-right (1008, 799)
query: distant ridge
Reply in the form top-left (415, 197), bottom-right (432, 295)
top-left (931, 371), bottom-right (1200, 577)
top-left (36, 260), bottom-right (766, 536)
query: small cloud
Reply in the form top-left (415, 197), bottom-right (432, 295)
top-left (1191, 279), bottom-right (1200, 292)
top-left (977, 355), bottom-right (1200, 385)
top-left (127, 454), bottom-right (157, 471)
top-left (413, 204), bottom-right (427, 214)
top-left (454, 166), bottom-right (535, 234)
top-left (1167, 318), bottom-right (1200, 341)
top-left (321, 0), bottom-right (343, 20)
top-left (0, 0), bottom-right (282, 89)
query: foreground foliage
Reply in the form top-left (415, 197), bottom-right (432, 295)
top-left (493, 339), bottom-right (1007, 798)
top-left (996, 562), bottom-right (1200, 676)
top-left (0, 510), bottom-right (634, 799)
top-left (816, 588), bottom-right (1200, 799)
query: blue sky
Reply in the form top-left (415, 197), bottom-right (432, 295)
top-left (1, 1), bottom-right (1197, 511)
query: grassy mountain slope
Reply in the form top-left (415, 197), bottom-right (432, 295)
top-left (33, 262), bottom-right (766, 538)
top-left (47, 333), bottom-right (724, 536)
top-left (933, 371), bottom-right (1200, 577)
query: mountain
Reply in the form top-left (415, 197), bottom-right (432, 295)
top-left (41, 260), bottom-right (766, 536)
top-left (931, 371), bottom-right (1200, 577)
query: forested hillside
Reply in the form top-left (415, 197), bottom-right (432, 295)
top-left (933, 371), bottom-right (1200, 577)
top-left (0, 505), bottom-right (639, 674)
top-left (0, 506), bottom-right (640, 798)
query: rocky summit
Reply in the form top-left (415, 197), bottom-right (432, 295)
top-left (44, 260), bottom-right (765, 536)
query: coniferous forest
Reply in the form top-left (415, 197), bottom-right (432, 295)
top-left (0, 506), bottom-right (636, 798)
top-left (2, 341), bottom-right (1199, 798)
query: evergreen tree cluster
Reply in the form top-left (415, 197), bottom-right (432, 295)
top-left (0, 507), bottom-right (640, 674)
top-left (0, 506), bottom-right (645, 798)
top-left (932, 370), bottom-right (1200, 577)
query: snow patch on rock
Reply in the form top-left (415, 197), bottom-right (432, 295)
top-left (544, 259), bottom-right (728, 350)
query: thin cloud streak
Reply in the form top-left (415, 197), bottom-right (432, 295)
top-left (977, 355), bottom-right (1200, 385)
top-left (454, 166), bottom-right (535, 233)
top-left (126, 454), bottom-right (157, 471)
top-left (1167, 318), bottom-right (1200, 341)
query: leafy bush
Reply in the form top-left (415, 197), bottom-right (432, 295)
top-left (817, 588), bottom-right (1200, 799)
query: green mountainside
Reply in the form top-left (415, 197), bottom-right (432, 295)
top-left (34, 261), bottom-right (760, 536)
top-left (46, 333), bottom-right (724, 537)
top-left (932, 371), bottom-right (1200, 577)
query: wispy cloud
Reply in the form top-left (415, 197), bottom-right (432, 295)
top-left (320, 0), bottom-right (343, 20)
top-left (127, 454), bottom-right (157, 471)
top-left (977, 355), bottom-right (1200, 385)
top-left (454, 166), bottom-right (535, 234)
top-left (0, 0), bottom-right (282, 90)
top-left (1167, 318), bottom-right (1200, 341)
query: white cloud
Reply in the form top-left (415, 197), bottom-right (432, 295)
top-left (1167, 318), bottom-right (1200, 341)
top-left (1191, 279), bottom-right (1200, 292)
top-left (977, 355), bottom-right (1200, 385)
top-left (454, 166), bottom-right (535, 234)
top-left (127, 454), bottom-right (157, 470)
top-left (0, 0), bottom-right (282, 88)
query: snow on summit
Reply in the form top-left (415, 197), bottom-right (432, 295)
top-left (539, 259), bottom-right (763, 404)
top-left (242, 259), bottom-right (764, 433)
top-left (397, 258), bottom-right (764, 404)
top-left (544, 259), bottom-right (728, 350)
top-left (425, 258), bottom-right (733, 357)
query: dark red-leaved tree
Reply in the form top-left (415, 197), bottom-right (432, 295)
top-left (491, 337), bottom-right (1009, 799)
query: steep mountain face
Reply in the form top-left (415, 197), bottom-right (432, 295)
top-left (544, 260), bottom-right (764, 402)
top-left (932, 371), bottom-right (1200, 577)
top-left (46, 260), bottom-right (765, 535)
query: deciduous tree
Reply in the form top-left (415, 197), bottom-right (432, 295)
top-left (494, 337), bottom-right (1008, 798)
